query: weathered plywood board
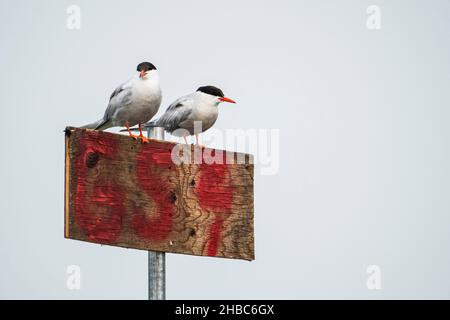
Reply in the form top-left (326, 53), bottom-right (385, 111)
top-left (64, 127), bottom-right (254, 260)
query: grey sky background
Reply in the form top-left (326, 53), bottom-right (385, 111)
top-left (1, 0), bottom-right (450, 299)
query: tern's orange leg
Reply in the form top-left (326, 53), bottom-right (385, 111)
top-left (125, 122), bottom-right (139, 140)
top-left (195, 134), bottom-right (204, 148)
top-left (138, 123), bottom-right (149, 143)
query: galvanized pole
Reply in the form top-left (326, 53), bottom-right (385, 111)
top-left (147, 127), bottom-right (166, 300)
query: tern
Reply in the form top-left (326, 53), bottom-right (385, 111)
top-left (126, 86), bottom-right (235, 145)
top-left (82, 62), bottom-right (162, 143)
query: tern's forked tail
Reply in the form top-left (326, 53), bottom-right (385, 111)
top-left (80, 118), bottom-right (111, 131)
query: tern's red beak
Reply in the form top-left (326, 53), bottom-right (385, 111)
top-left (218, 97), bottom-right (236, 104)
top-left (139, 70), bottom-right (146, 78)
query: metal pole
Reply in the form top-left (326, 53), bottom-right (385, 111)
top-left (147, 127), bottom-right (166, 300)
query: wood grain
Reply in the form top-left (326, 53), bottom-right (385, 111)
top-left (64, 127), bottom-right (254, 260)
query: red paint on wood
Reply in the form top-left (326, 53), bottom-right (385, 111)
top-left (196, 153), bottom-right (234, 256)
top-left (132, 146), bottom-right (174, 241)
top-left (151, 149), bottom-right (173, 165)
top-left (196, 163), bottom-right (233, 213)
top-left (66, 128), bottom-right (254, 260)
top-left (206, 217), bottom-right (224, 256)
top-left (74, 134), bottom-right (125, 243)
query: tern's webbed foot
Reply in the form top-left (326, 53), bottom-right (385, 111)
top-left (139, 134), bottom-right (149, 143)
top-left (125, 121), bottom-right (139, 141)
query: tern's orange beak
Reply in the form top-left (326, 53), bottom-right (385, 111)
top-left (139, 70), bottom-right (146, 78)
top-left (218, 97), bottom-right (236, 104)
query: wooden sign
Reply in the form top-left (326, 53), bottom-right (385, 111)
top-left (64, 127), bottom-right (254, 260)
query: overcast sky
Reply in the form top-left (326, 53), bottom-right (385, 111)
top-left (1, 0), bottom-right (450, 299)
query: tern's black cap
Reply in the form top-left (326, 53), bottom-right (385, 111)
top-left (197, 86), bottom-right (224, 97)
top-left (137, 62), bottom-right (157, 72)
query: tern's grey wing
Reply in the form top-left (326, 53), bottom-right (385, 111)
top-left (102, 79), bottom-right (133, 122)
top-left (151, 95), bottom-right (194, 132)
